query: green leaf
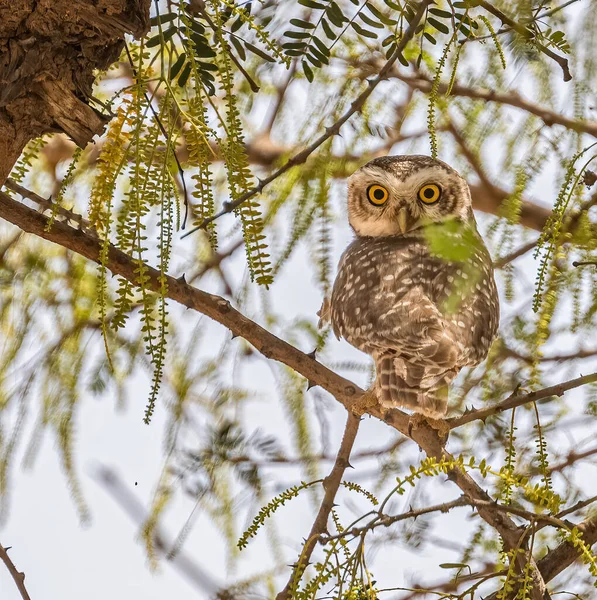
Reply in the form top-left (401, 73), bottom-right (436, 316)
top-left (230, 16), bottom-right (244, 33)
top-left (192, 37), bottom-right (217, 57)
top-left (456, 23), bottom-right (472, 38)
top-left (429, 8), bottom-right (453, 18)
top-left (308, 44), bottom-right (329, 64)
top-left (229, 36), bottom-right (247, 60)
top-left (327, 2), bottom-right (347, 27)
top-left (283, 42), bottom-right (308, 50)
top-left (298, 0), bottom-right (326, 8)
top-left (321, 18), bottom-right (336, 40)
top-left (305, 53), bottom-right (321, 67)
top-left (359, 13), bottom-right (384, 29)
top-left (398, 48), bottom-right (409, 66)
top-left (190, 19), bottom-right (206, 35)
top-left (439, 563), bottom-right (469, 569)
top-left (312, 36), bottom-right (330, 56)
top-left (198, 61), bottom-right (218, 71)
top-left (199, 70), bottom-right (215, 82)
top-left (428, 17), bottom-right (450, 34)
top-left (150, 12), bottom-right (177, 26)
top-left (290, 18), bottom-right (316, 29)
top-left (245, 42), bottom-right (276, 62)
top-left (424, 31), bottom-right (437, 44)
top-left (169, 53), bottom-right (187, 80)
top-left (367, 4), bottom-right (397, 26)
top-left (302, 60), bottom-right (314, 82)
top-left (147, 25), bottom-right (178, 47)
top-left (284, 30), bottom-right (312, 39)
top-left (229, 35), bottom-right (246, 60)
top-left (178, 62), bottom-right (192, 87)
top-left (351, 21), bottom-right (378, 39)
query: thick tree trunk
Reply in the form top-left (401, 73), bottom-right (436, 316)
top-left (0, 0), bottom-right (151, 184)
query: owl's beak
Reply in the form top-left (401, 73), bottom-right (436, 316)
top-left (397, 208), bottom-right (409, 234)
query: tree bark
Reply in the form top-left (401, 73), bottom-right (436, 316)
top-left (0, 0), bottom-right (152, 184)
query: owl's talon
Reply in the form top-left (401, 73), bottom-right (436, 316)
top-left (351, 389), bottom-right (378, 416)
top-left (407, 413), bottom-right (450, 442)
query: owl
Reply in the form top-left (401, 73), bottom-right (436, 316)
top-left (323, 155), bottom-right (499, 418)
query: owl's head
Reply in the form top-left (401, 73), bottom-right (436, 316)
top-left (346, 155), bottom-right (474, 237)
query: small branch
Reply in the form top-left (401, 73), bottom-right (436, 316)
top-left (494, 239), bottom-right (539, 268)
top-left (94, 466), bottom-right (222, 594)
top-left (0, 543), bottom-right (32, 600)
top-left (320, 496), bottom-right (470, 543)
top-left (448, 372), bottom-right (597, 428)
top-left (182, 0), bottom-right (433, 238)
top-left (530, 514), bottom-right (597, 593)
top-left (477, 0), bottom-right (571, 82)
top-left (556, 495), bottom-right (597, 519)
top-left (549, 447), bottom-right (597, 474)
top-left (275, 413), bottom-right (361, 600)
top-left (395, 73), bottom-right (594, 136)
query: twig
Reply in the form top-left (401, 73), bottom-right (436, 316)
top-left (449, 372), bottom-right (597, 428)
top-left (462, 0), bottom-right (582, 46)
top-left (512, 514), bottom-right (597, 599)
top-left (477, 0), bottom-right (571, 81)
top-left (394, 73), bottom-right (595, 136)
top-left (320, 496), bottom-right (470, 543)
top-left (494, 239), bottom-right (539, 268)
top-left (275, 413), bottom-right (361, 600)
top-left (0, 543), bottom-right (32, 600)
top-left (93, 466), bottom-right (222, 594)
top-left (181, 0), bottom-right (434, 238)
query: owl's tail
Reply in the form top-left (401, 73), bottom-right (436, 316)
top-left (375, 354), bottom-right (458, 418)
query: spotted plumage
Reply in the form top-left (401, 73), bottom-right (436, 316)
top-left (323, 155), bottom-right (499, 418)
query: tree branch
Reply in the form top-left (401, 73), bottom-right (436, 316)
top-left (477, 0), bottom-right (571, 81)
top-left (394, 73), bottom-right (593, 136)
top-left (94, 467), bottom-right (222, 595)
top-left (448, 372), bottom-right (597, 428)
top-left (0, 543), bottom-right (32, 600)
top-left (320, 496), bottom-right (470, 543)
top-left (275, 413), bottom-right (361, 600)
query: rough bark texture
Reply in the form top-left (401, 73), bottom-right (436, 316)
top-left (0, 0), bottom-right (151, 184)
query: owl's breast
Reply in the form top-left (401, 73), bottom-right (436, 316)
top-left (329, 230), bottom-right (499, 365)
top-left (329, 236), bottom-right (422, 354)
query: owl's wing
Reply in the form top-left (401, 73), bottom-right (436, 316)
top-left (428, 244), bottom-right (499, 367)
top-left (368, 285), bottom-right (460, 369)
top-left (317, 296), bottom-right (331, 329)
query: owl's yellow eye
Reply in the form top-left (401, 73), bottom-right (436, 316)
top-left (367, 184), bottom-right (389, 206)
top-left (418, 184), bottom-right (441, 204)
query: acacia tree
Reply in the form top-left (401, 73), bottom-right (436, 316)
top-left (1, 0), bottom-right (597, 598)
